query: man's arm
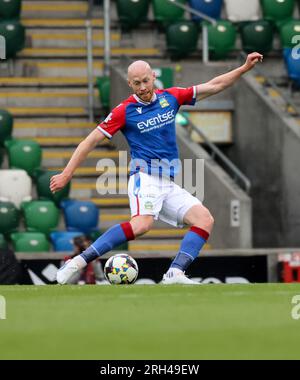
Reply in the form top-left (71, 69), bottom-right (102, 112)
top-left (195, 52), bottom-right (263, 101)
top-left (50, 129), bottom-right (105, 193)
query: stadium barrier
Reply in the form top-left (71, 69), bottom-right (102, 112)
top-left (14, 248), bottom-right (300, 285)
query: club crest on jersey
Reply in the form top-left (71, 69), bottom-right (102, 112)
top-left (136, 107), bottom-right (143, 114)
top-left (159, 97), bottom-right (169, 108)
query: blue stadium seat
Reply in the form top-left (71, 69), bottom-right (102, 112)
top-left (60, 200), bottom-right (99, 234)
top-left (50, 231), bottom-right (84, 252)
top-left (188, 0), bottom-right (223, 21)
top-left (283, 48), bottom-right (300, 87)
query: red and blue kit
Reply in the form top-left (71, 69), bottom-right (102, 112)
top-left (97, 86), bottom-right (196, 178)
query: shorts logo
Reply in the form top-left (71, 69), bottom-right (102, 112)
top-left (159, 97), bottom-right (169, 108)
top-left (144, 201), bottom-right (154, 210)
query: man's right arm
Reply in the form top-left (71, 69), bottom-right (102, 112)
top-left (50, 128), bottom-right (105, 193)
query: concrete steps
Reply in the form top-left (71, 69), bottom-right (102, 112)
top-left (47, 166), bottom-right (128, 178)
top-left (17, 60), bottom-right (104, 78)
top-left (129, 240), bottom-right (211, 251)
top-left (81, 197), bottom-right (129, 208)
top-left (0, 89), bottom-right (100, 107)
top-left (5, 106), bottom-right (88, 117)
top-left (42, 147), bottom-right (120, 167)
top-left (22, 1), bottom-right (90, 19)
top-left (22, 18), bottom-right (104, 28)
top-left (12, 58), bottom-right (104, 78)
top-left (18, 47), bottom-right (161, 59)
top-left (26, 29), bottom-right (121, 48)
top-left (71, 179), bottom-right (128, 199)
top-left (0, 77), bottom-right (93, 87)
top-left (13, 120), bottom-right (98, 139)
top-left (14, 136), bottom-right (110, 147)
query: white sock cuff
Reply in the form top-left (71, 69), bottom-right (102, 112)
top-left (73, 255), bottom-right (87, 269)
top-left (167, 267), bottom-right (183, 275)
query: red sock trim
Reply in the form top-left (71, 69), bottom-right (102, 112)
top-left (120, 222), bottom-right (135, 241)
top-left (190, 226), bottom-right (209, 241)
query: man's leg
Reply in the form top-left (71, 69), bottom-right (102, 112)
top-left (163, 204), bottom-right (214, 284)
top-left (56, 215), bottom-right (154, 284)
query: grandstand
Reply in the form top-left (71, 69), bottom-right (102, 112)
top-left (0, 0), bottom-right (299, 274)
top-left (1, 0), bottom-right (300, 361)
top-left (0, 0), bottom-right (300, 283)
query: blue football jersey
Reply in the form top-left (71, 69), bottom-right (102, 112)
top-left (97, 87), bottom-right (196, 178)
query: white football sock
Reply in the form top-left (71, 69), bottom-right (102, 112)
top-left (73, 255), bottom-right (87, 269)
top-left (166, 267), bottom-right (183, 277)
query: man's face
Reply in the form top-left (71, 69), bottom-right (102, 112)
top-left (128, 69), bottom-right (156, 103)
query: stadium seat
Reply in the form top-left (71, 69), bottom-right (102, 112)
top-left (240, 20), bottom-right (274, 54)
top-left (166, 21), bottom-right (199, 60)
top-left (60, 200), bottom-right (99, 234)
top-left (188, 0), bottom-right (223, 21)
top-left (0, 169), bottom-right (32, 208)
top-left (96, 76), bottom-right (110, 111)
top-left (224, 0), bottom-right (261, 22)
top-left (153, 67), bottom-right (174, 89)
top-left (50, 231), bottom-right (84, 252)
top-left (35, 169), bottom-right (70, 206)
top-left (116, 0), bottom-right (149, 30)
top-left (205, 20), bottom-right (237, 59)
top-left (10, 232), bottom-right (50, 252)
top-left (22, 200), bottom-right (60, 236)
top-left (0, 201), bottom-right (20, 236)
top-left (152, 0), bottom-right (186, 26)
top-left (0, 233), bottom-right (7, 249)
top-left (283, 48), bottom-right (300, 87)
top-left (0, 21), bottom-right (25, 58)
top-left (261, 0), bottom-right (295, 27)
top-left (280, 19), bottom-right (300, 48)
top-left (5, 139), bottom-right (42, 176)
top-left (0, 0), bottom-right (22, 20)
top-left (0, 109), bottom-right (13, 145)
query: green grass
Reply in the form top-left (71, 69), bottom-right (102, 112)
top-left (0, 284), bottom-right (300, 359)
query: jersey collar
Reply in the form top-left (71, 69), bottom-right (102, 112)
top-left (133, 92), bottom-right (157, 105)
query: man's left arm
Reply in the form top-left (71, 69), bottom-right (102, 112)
top-left (195, 52), bottom-right (263, 101)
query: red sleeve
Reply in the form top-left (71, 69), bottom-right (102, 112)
top-left (165, 86), bottom-right (196, 106)
top-left (96, 103), bottom-right (126, 139)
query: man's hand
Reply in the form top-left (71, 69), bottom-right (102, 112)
top-left (243, 52), bottom-right (263, 72)
top-left (50, 172), bottom-right (71, 193)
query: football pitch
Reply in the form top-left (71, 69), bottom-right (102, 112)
top-left (0, 283), bottom-right (300, 360)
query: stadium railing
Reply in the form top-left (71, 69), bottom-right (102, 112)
top-left (178, 111), bottom-right (251, 194)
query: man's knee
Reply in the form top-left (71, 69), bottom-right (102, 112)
top-left (203, 208), bottom-right (214, 228)
top-left (184, 205), bottom-right (214, 232)
top-left (130, 215), bottom-right (154, 236)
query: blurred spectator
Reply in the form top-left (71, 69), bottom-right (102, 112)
top-left (62, 235), bottom-right (106, 284)
top-left (0, 247), bottom-right (22, 284)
